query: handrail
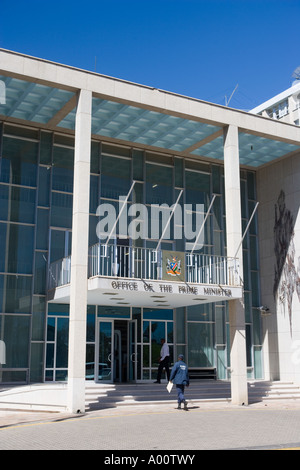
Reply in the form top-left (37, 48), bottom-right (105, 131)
top-left (48, 244), bottom-right (240, 290)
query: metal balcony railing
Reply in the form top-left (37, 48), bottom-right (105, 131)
top-left (48, 243), bottom-right (240, 290)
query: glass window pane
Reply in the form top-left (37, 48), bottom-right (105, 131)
top-left (55, 370), bottom-right (67, 381)
top-left (47, 317), bottom-right (55, 342)
top-left (46, 343), bottom-right (54, 368)
top-left (0, 314), bottom-right (30, 368)
top-left (48, 303), bottom-right (69, 316)
top-left (132, 149), bottom-right (144, 181)
top-left (0, 185), bottom-right (36, 224)
top-left (143, 345), bottom-right (149, 368)
top-left (32, 296), bottom-right (46, 341)
top-left (89, 214), bottom-right (98, 246)
top-left (36, 208), bottom-right (49, 250)
top-left (0, 222), bottom-right (6, 272)
top-left (174, 158), bottom-right (183, 187)
top-left (185, 170), bottom-right (210, 208)
top-left (98, 306), bottom-right (130, 319)
top-left (215, 305), bottom-right (226, 344)
top-left (251, 271), bottom-right (260, 307)
top-left (187, 304), bottom-right (213, 322)
top-left (45, 370), bottom-right (54, 381)
top-left (52, 146), bottom-right (74, 192)
top-left (40, 131), bottom-right (52, 165)
top-left (1, 136), bottom-right (38, 187)
top-left (91, 141), bottom-right (100, 174)
top-left (143, 309), bottom-right (173, 320)
top-left (0, 274), bottom-right (32, 313)
top-left (0, 184), bottom-right (9, 220)
top-left (252, 309), bottom-right (262, 345)
top-left (100, 155), bottom-right (131, 199)
top-left (38, 166), bottom-right (50, 207)
top-left (145, 163), bottom-right (173, 205)
top-left (167, 322), bottom-right (173, 344)
top-left (143, 321), bottom-right (150, 343)
top-left (246, 324), bottom-right (252, 367)
top-left (50, 229), bottom-right (65, 263)
top-left (187, 323), bottom-right (214, 367)
top-left (216, 345), bottom-right (227, 379)
top-left (34, 251), bottom-right (47, 295)
top-left (56, 318), bottom-right (69, 368)
top-left (249, 236), bottom-right (258, 269)
top-left (212, 165), bottom-right (221, 194)
top-left (87, 308), bottom-right (95, 342)
top-left (30, 342), bottom-right (44, 383)
top-left (151, 321), bottom-right (165, 366)
top-left (254, 346), bottom-right (263, 379)
top-left (175, 307), bottom-right (185, 344)
top-left (86, 344), bottom-right (95, 379)
top-left (4, 223), bottom-right (34, 274)
top-left (50, 192), bottom-right (72, 229)
top-left (90, 174), bottom-right (99, 214)
top-left (247, 172), bottom-right (256, 200)
top-left (248, 201), bottom-right (258, 235)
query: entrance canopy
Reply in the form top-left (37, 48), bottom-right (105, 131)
top-left (50, 276), bottom-right (243, 309)
top-left (1, 49), bottom-right (300, 168)
top-left (48, 245), bottom-right (242, 308)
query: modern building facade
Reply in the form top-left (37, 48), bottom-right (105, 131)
top-left (0, 49), bottom-right (299, 413)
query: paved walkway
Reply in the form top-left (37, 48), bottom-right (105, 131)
top-left (1, 399), bottom-right (300, 451)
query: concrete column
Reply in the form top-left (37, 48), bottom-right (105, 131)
top-left (67, 89), bottom-right (92, 413)
top-left (223, 125), bottom-right (248, 405)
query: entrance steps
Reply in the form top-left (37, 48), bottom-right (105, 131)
top-left (1, 380), bottom-right (300, 413)
top-left (85, 380), bottom-right (300, 411)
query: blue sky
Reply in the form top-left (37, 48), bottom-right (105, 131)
top-left (0, 0), bottom-right (299, 110)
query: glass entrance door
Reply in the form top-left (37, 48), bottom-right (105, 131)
top-left (97, 320), bottom-right (113, 383)
top-left (128, 319), bottom-right (137, 381)
top-left (96, 318), bottom-right (138, 383)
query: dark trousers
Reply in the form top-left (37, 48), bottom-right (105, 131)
top-left (156, 356), bottom-right (170, 382)
top-left (176, 384), bottom-right (185, 403)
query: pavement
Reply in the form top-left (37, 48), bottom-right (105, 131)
top-left (1, 399), bottom-right (300, 451)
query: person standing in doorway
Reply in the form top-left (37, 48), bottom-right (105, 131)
top-left (170, 354), bottom-right (189, 410)
top-left (154, 338), bottom-right (170, 383)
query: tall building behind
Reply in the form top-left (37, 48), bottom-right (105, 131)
top-left (250, 78), bottom-right (300, 126)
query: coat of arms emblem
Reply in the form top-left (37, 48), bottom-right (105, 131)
top-left (166, 256), bottom-right (181, 277)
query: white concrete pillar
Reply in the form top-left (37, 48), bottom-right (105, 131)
top-left (223, 125), bottom-right (248, 405)
top-left (67, 89), bottom-right (92, 413)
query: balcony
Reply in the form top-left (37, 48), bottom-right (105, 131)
top-left (48, 244), bottom-right (243, 308)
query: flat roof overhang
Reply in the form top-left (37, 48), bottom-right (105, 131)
top-left (0, 48), bottom-right (300, 169)
top-left (48, 276), bottom-right (243, 308)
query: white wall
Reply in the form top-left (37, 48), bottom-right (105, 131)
top-left (257, 153), bottom-right (300, 384)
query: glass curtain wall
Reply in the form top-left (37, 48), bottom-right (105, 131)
top-left (0, 122), bottom-right (262, 384)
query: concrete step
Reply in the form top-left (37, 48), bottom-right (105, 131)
top-left (85, 381), bottom-right (231, 409)
top-left (84, 380), bottom-right (300, 410)
top-left (248, 381), bottom-right (300, 401)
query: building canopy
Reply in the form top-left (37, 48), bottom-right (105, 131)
top-left (0, 49), bottom-right (300, 168)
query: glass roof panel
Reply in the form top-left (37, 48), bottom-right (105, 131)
top-left (53, 97), bottom-right (224, 149)
top-left (0, 75), bottom-right (75, 124)
top-left (1, 75), bottom-right (298, 169)
top-left (238, 133), bottom-right (300, 167)
top-left (192, 132), bottom-right (300, 167)
top-left (191, 135), bottom-right (224, 160)
top-left (87, 98), bottom-right (222, 151)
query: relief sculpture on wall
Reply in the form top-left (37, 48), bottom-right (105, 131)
top-left (274, 190), bottom-right (300, 335)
